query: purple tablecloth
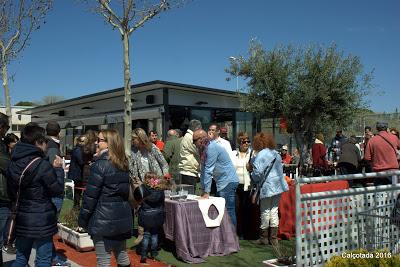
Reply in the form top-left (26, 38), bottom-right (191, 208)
top-left (163, 198), bottom-right (240, 263)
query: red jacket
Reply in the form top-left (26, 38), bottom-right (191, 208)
top-left (364, 131), bottom-right (400, 171)
top-left (154, 140), bottom-right (165, 151)
top-left (312, 143), bottom-right (328, 168)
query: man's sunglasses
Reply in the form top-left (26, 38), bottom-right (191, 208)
top-left (241, 140), bottom-right (251, 144)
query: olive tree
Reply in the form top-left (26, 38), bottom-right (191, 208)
top-left (227, 41), bottom-right (373, 165)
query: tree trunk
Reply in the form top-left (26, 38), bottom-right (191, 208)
top-left (123, 32), bottom-right (132, 159)
top-left (272, 116), bottom-right (276, 137)
top-left (293, 130), bottom-right (306, 175)
top-left (1, 64), bottom-right (12, 128)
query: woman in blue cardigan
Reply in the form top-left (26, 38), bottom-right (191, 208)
top-left (248, 132), bottom-right (288, 245)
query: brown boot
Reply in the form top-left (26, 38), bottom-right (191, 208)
top-left (269, 227), bottom-right (279, 246)
top-left (252, 229), bottom-right (269, 245)
top-left (133, 226), bottom-right (144, 246)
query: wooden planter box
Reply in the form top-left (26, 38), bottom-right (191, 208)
top-left (263, 259), bottom-right (296, 267)
top-left (57, 223), bottom-right (94, 252)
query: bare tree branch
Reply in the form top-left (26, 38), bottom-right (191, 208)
top-left (97, 0), bottom-right (122, 30)
top-left (100, 10), bottom-right (123, 34)
top-left (0, 0), bottom-right (52, 122)
top-left (130, 0), bottom-right (168, 34)
top-left (82, 0), bottom-right (188, 161)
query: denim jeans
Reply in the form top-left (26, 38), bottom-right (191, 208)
top-left (141, 231), bottom-right (158, 259)
top-left (51, 197), bottom-right (64, 217)
top-left (13, 236), bottom-right (53, 267)
top-left (216, 182), bottom-right (238, 227)
top-left (51, 197), bottom-right (64, 263)
top-left (0, 206), bottom-right (10, 247)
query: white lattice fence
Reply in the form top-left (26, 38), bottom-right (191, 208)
top-left (295, 171), bottom-right (400, 267)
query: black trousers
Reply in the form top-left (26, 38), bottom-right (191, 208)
top-left (180, 174), bottom-right (197, 188)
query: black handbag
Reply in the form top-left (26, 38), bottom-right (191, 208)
top-left (249, 157), bottom-right (277, 205)
top-left (4, 157), bottom-right (41, 246)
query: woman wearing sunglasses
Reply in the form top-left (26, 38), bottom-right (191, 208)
top-left (232, 132), bottom-right (253, 239)
top-left (78, 129), bottom-right (132, 267)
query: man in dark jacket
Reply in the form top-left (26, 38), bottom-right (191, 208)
top-left (337, 136), bottom-right (362, 187)
top-left (162, 129), bottom-right (182, 182)
top-left (46, 121), bottom-right (69, 266)
top-left (7, 123), bottom-right (64, 266)
top-left (0, 112), bottom-right (10, 263)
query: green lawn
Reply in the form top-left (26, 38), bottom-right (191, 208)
top-left (61, 198), bottom-right (295, 266)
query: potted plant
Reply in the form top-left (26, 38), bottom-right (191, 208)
top-left (263, 243), bottom-right (296, 267)
top-left (58, 207), bottom-right (94, 252)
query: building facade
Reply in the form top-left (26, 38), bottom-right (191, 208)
top-left (0, 106), bottom-right (32, 137)
top-left (22, 81), bottom-right (256, 154)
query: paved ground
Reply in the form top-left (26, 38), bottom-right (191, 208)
top-left (2, 249), bottom-right (81, 267)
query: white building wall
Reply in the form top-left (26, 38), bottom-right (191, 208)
top-left (0, 106), bottom-right (32, 137)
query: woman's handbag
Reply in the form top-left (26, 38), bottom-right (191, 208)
top-left (4, 157), bottom-right (41, 246)
top-left (128, 176), bottom-right (142, 209)
top-left (249, 183), bottom-right (259, 205)
top-left (249, 157), bottom-right (277, 205)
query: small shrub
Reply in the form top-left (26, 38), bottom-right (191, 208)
top-left (60, 207), bottom-right (80, 230)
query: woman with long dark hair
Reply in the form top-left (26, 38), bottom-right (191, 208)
top-left (68, 130), bottom-right (97, 207)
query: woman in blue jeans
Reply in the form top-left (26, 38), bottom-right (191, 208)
top-left (6, 123), bottom-right (64, 266)
top-left (193, 129), bottom-right (239, 226)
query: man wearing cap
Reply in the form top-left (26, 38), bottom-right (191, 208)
top-left (364, 122), bottom-right (400, 185)
top-left (281, 145), bottom-right (292, 165)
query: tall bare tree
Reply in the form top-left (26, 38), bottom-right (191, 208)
top-left (85, 0), bottom-right (184, 158)
top-left (0, 0), bottom-right (52, 125)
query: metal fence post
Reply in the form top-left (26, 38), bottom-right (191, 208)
top-left (295, 177), bottom-right (301, 266)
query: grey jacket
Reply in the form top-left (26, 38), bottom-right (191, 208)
top-left (130, 144), bottom-right (169, 181)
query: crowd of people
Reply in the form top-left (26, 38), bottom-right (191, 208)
top-left (12, 112), bottom-right (398, 265)
top-left (310, 122), bottom-right (400, 186)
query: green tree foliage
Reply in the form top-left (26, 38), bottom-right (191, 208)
top-left (14, 101), bottom-right (35, 106)
top-left (227, 42), bottom-right (293, 135)
top-left (226, 41), bottom-right (373, 157)
top-left (37, 95), bottom-right (64, 105)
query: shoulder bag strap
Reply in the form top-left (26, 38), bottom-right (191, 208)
top-left (377, 134), bottom-right (397, 155)
top-left (258, 156), bottom-right (277, 188)
top-left (13, 157), bottom-right (41, 212)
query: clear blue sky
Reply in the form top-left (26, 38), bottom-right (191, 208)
top-left (6, 0), bottom-right (400, 112)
